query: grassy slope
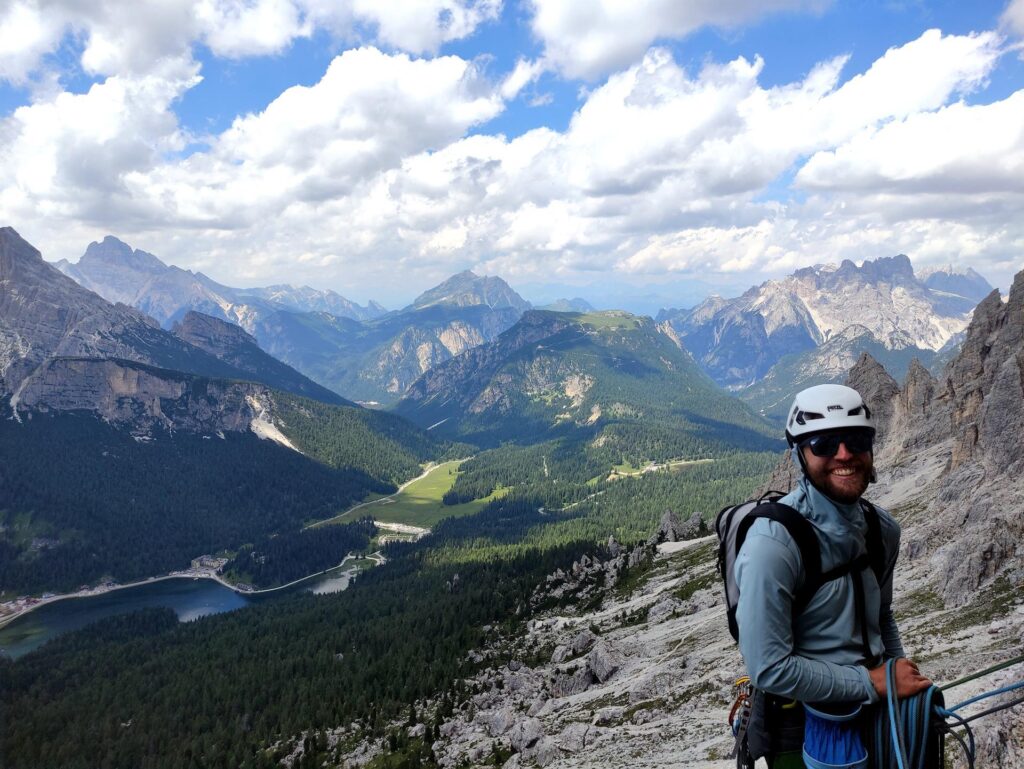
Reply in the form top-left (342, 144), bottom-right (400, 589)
top-left (316, 460), bottom-right (510, 529)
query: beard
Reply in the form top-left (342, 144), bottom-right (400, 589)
top-left (806, 456), bottom-right (872, 504)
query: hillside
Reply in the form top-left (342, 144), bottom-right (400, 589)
top-left (0, 228), bottom-right (449, 593)
top-left (396, 310), bottom-right (778, 453)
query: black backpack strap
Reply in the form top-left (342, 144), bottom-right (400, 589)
top-left (735, 502), bottom-right (822, 614)
top-left (861, 499), bottom-right (885, 584)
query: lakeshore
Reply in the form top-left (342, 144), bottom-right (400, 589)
top-left (0, 552), bottom-right (379, 633)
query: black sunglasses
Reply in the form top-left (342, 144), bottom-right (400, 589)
top-left (799, 430), bottom-right (873, 457)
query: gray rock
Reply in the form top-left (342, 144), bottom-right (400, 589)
top-left (647, 595), bottom-right (681, 623)
top-left (550, 645), bottom-right (570, 664)
top-left (592, 706), bottom-right (624, 725)
top-left (550, 667), bottom-right (595, 697)
top-left (508, 718), bottom-right (544, 752)
top-left (529, 737), bottom-right (562, 767)
top-left (607, 535), bottom-right (622, 558)
top-left (526, 697), bottom-right (548, 717)
top-left (483, 706), bottom-right (517, 737)
top-left (586, 641), bottom-right (621, 683)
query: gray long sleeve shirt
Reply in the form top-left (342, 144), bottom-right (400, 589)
top-left (735, 477), bottom-right (904, 704)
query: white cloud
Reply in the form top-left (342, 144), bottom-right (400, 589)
top-left (797, 92), bottom-right (1024, 197)
top-left (500, 58), bottom-right (545, 100)
top-left (3, 27), bottom-right (1022, 299)
top-left (350, 0), bottom-right (501, 55)
top-left (197, 0), bottom-right (311, 59)
top-left (0, 0), bottom-right (499, 85)
top-left (527, 0), bottom-right (824, 80)
top-left (0, 2), bottom-right (64, 84)
top-left (1003, 0), bottom-right (1024, 37)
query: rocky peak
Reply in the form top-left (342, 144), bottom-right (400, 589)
top-left (900, 358), bottom-right (937, 419)
top-left (845, 352), bottom-right (900, 437)
top-left (920, 265), bottom-right (994, 302)
top-left (945, 288), bottom-right (1006, 468)
top-left (1, 226), bottom-right (46, 278)
top-left (79, 235), bottom-right (165, 274)
top-left (409, 270), bottom-right (531, 313)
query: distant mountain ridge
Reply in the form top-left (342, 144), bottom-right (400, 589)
top-left (658, 254), bottom-right (990, 390)
top-left (54, 235), bottom-right (386, 326)
top-left (54, 239), bottom-right (533, 404)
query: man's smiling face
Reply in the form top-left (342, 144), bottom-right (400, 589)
top-left (800, 431), bottom-right (873, 504)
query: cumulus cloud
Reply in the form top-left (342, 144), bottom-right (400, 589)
top-left (0, 0), bottom-right (499, 85)
top-left (527, 0), bottom-right (823, 80)
top-left (1002, 0), bottom-right (1024, 37)
top-left (2, 27), bottom-right (1022, 298)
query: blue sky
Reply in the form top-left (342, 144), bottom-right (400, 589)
top-left (1, 0), bottom-right (1022, 311)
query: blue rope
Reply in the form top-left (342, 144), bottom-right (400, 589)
top-left (866, 662), bottom-right (1023, 768)
top-left (946, 679), bottom-right (1024, 712)
top-left (885, 660), bottom-right (908, 769)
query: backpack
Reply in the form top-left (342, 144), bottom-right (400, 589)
top-left (716, 490), bottom-right (887, 767)
top-left (714, 490), bottom-right (885, 647)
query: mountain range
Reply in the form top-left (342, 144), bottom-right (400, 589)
top-left (5, 241), bottom-right (1020, 769)
top-left (658, 254), bottom-right (990, 392)
top-left (55, 238), bottom-right (532, 404)
top-left (54, 235), bottom-right (386, 325)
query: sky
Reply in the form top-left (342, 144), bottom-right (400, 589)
top-left (1, 1), bottom-right (1023, 312)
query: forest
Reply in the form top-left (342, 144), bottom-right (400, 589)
top-left (223, 518), bottom-right (377, 588)
top-left (0, 413), bottom-right (393, 593)
top-left (0, 510), bottom-right (597, 769)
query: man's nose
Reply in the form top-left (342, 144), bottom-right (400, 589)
top-left (834, 441), bottom-right (855, 460)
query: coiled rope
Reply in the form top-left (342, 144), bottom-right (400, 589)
top-left (870, 654), bottom-right (1024, 769)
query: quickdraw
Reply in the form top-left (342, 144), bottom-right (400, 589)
top-left (728, 675), bottom-right (753, 761)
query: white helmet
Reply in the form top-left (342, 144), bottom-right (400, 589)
top-left (785, 384), bottom-right (874, 446)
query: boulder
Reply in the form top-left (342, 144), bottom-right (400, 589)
top-left (592, 706), bottom-right (624, 726)
top-left (507, 718), bottom-right (544, 752)
top-left (607, 535), bottom-right (622, 557)
top-left (647, 595), bottom-right (681, 623)
top-left (550, 667), bottom-right (595, 697)
top-left (586, 641), bottom-right (621, 683)
top-left (529, 736), bottom-right (561, 767)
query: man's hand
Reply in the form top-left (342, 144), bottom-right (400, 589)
top-left (869, 658), bottom-right (932, 699)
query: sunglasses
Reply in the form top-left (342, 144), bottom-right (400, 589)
top-left (799, 430), bottom-right (873, 457)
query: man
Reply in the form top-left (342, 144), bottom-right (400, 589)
top-left (735, 384), bottom-right (931, 768)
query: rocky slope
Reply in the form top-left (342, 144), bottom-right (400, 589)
top-left (1, 227), bottom-right (244, 400)
top-left (171, 310), bottom-right (348, 405)
top-left (659, 255), bottom-right (989, 390)
top-left (2, 227), bottom-right (344, 440)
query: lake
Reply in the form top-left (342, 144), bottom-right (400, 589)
top-left (0, 567), bottom-right (359, 660)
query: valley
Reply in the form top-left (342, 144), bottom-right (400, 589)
top-left (1, 224), bottom-right (1021, 769)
